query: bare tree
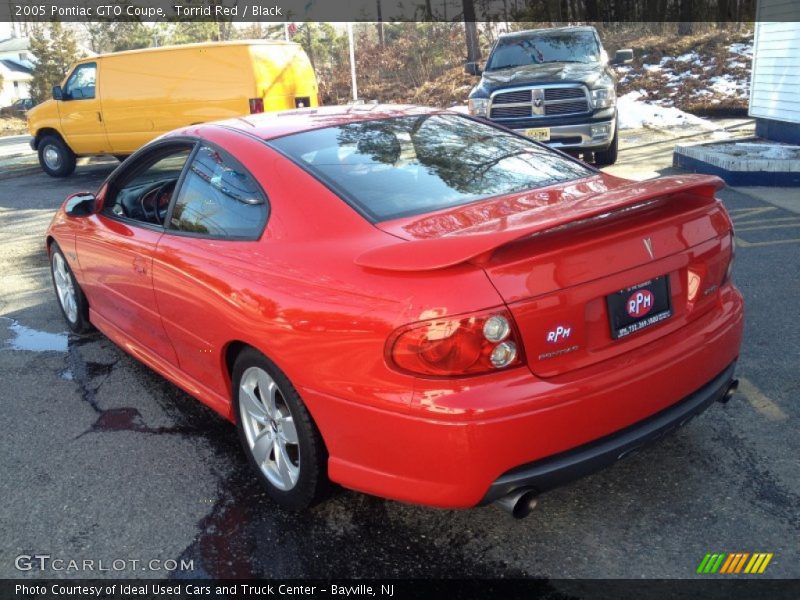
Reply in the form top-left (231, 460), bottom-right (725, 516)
top-left (463, 0), bottom-right (481, 63)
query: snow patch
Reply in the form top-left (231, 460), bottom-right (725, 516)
top-left (728, 42), bottom-right (753, 56)
top-left (617, 91), bottom-right (720, 131)
top-left (725, 143), bottom-right (800, 160)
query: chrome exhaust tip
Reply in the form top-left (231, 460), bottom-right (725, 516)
top-left (719, 379), bottom-right (739, 404)
top-left (495, 488), bottom-right (538, 519)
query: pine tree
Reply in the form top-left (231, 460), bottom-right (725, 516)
top-left (29, 23), bottom-right (82, 103)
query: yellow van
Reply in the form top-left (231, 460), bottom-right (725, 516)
top-left (27, 40), bottom-right (319, 176)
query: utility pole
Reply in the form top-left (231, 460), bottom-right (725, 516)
top-left (376, 0), bottom-right (385, 47)
top-left (347, 22), bottom-right (357, 101)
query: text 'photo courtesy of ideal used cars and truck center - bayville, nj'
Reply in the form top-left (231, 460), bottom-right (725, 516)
top-left (1, 0), bottom-right (798, 597)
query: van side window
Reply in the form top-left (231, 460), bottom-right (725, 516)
top-left (64, 63), bottom-right (97, 100)
top-left (168, 145), bottom-right (267, 239)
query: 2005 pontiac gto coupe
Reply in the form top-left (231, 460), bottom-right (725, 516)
top-left (47, 105), bottom-right (743, 516)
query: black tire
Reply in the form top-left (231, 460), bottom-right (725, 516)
top-left (233, 347), bottom-right (328, 510)
top-left (49, 242), bottom-right (92, 334)
top-left (594, 127), bottom-right (619, 167)
top-left (114, 155), bottom-right (130, 163)
top-left (38, 135), bottom-right (76, 177)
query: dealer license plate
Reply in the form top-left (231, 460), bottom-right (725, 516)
top-left (606, 276), bottom-right (672, 339)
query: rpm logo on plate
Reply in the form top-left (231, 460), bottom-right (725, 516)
top-left (627, 289), bottom-right (654, 318)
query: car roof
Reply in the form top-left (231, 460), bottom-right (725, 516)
top-left (211, 103), bottom-right (444, 141)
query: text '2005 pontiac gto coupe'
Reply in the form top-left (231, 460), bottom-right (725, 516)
top-left (47, 105), bottom-right (743, 516)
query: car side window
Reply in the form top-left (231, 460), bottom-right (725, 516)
top-left (167, 145), bottom-right (267, 239)
top-left (104, 145), bottom-right (193, 226)
top-left (64, 63), bottom-right (97, 100)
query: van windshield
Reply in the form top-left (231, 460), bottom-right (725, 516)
top-left (269, 114), bottom-right (594, 222)
top-left (486, 31), bottom-right (601, 70)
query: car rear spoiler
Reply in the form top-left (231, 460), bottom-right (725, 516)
top-left (355, 175), bottom-right (724, 272)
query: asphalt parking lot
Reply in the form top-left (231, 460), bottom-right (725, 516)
top-left (1, 142), bottom-right (798, 580)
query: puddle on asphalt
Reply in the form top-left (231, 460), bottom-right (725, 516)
top-left (1, 317), bottom-right (67, 352)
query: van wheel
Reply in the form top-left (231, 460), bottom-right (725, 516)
top-left (233, 348), bottom-right (328, 510)
top-left (38, 135), bottom-right (76, 177)
top-left (114, 155), bottom-right (130, 163)
top-left (594, 129), bottom-right (618, 167)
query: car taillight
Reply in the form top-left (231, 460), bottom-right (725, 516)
top-left (387, 308), bottom-right (524, 377)
top-left (723, 230), bottom-right (735, 284)
top-left (249, 98), bottom-right (264, 114)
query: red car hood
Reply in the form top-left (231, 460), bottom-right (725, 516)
top-left (356, 173), bottom-right (724, 271)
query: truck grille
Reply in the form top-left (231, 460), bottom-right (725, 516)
top-left (545, 100), bottom-right (589, 115)
top-left (489, 85), bottom-right (590, 119)
top-left (492, 90), bottom-right (532, 105)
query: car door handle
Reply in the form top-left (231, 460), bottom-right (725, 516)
top-left (97, 112), bottom-right (103, 122)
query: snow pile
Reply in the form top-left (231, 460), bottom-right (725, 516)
top-left (617, 91), bottom-right (720, 131)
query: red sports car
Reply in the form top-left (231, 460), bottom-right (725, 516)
top-left (46, 105), bottom-right (743, 517)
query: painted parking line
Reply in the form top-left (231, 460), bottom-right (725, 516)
top-left (737, 377), bottom-right (788, 421)
top-left (729, 206), bottom-right (800, 247)
top-left (736, 237), bottom-right (800, 248)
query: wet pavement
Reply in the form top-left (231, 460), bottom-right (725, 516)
top-left (0, 149), bottom-right (798, 580)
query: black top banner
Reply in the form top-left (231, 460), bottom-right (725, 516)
top-left (0, 0), bottom-right (772, 24)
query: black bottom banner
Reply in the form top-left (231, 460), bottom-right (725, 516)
top-left (3, 579), bottom-right (799, 600)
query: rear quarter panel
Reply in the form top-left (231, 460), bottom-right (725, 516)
top-left (153, 127), bottom-right (505, 424)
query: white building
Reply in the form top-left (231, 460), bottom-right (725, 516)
top-left (749, 1), bottom-right (800, 143)
top-left (0, 37), bottom-right (33, 106)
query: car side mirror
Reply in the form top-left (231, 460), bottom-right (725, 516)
top-left (64, 192), bottom-right (97, 217)
top-left (611, 49), bottom-right (634, 65)
top-left (464, 62), bottom-right (482, 77)
top-left (52, 85), bottom-right (64, 101)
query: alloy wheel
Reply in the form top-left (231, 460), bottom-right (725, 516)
top-left (239, 366), bottom-right (300, 491)
top-left (52, 252), bottom-right (78, 323)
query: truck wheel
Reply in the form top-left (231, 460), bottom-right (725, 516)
top-left (594, 129), bottom-right (618, 167)
top-left (38, 135), bottom-right (76, 177)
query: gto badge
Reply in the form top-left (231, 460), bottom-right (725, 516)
top-left (643, 237), bottom-right (655, 260)
top-left (546, 325), bottom-right (572, 343)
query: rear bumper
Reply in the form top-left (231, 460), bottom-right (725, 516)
top-left (480, 361), bottom-right (737, 505)
top-left (303, 286), bottom-right (744, 509)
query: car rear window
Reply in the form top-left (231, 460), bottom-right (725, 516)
top-left (269, 114), bottom-right (594, 222)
